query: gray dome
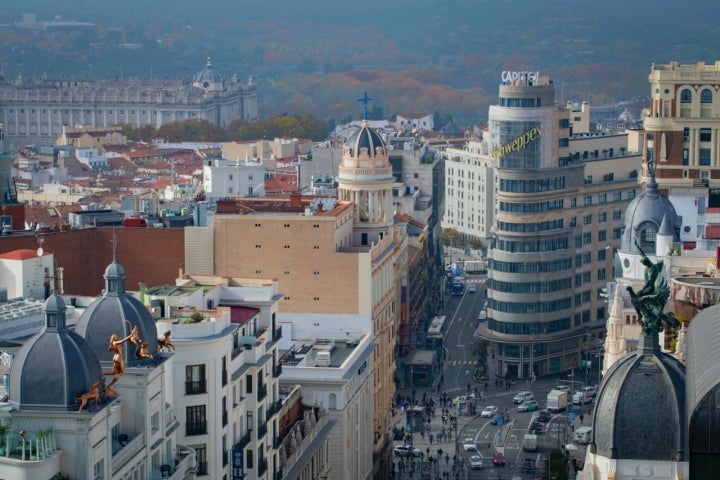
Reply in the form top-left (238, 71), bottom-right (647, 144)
top-left (620, 165), bottom-right (680, 255)
top-left (8, 294), bottom-right (103, 411)
top-left (193, 57), bottom-right (223, 89)
top-left (592, 333), bottom-right (686, 461)
top-left (76, 261), bottom-right (158, 366)
top-left (346, 122), bottom-right (386, 159)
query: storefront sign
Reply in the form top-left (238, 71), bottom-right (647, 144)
top-left (492, 126), bottom-right (542, 160)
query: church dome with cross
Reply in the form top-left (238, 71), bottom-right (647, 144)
top-left (337, 91), bottom-right (396, 243)
top-left (75, 259), bottom-right (158, 367)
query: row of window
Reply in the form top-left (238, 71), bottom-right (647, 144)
top-left (0, 108), bottom-right (198, 116)
top-left (488, 277), bottom-right (572, 294)
top-left (680, 88), bottom-right (713, 104)
top-left (490, 258), bottom-right (573, 273)
top-left (498, 176), bottom-right (566, 193)
top-left (496, 218), bottom-right (563, 233)
top-left (487, 317), bottom-right (572, 335)
top-left (489, 297), bottom-right (572, 314)
top-left (499, 97), bottom-right (542, 108)
top-left (493, 237), bottom-right (569, 253)
top-left (499, 199), bottom-right (564, 213)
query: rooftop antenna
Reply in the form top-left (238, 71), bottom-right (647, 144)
top-left (357, 91), bottom-right (372, 121)
top-left (112, 226), bottom-right (118, 263)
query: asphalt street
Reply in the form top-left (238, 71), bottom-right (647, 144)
top-left (393, 273), bottom-right (593, 479)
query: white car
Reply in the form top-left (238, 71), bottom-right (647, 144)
top-left (481, 405), bottom-right (499, 418)
top-left (468, 284), bottom-right (477, 294)
top-left (463, 438), bottom-right (479, 452)
top-left (513, 391), bottom-right (534, 404)
top-left (470, 455), bottom-right (484, 469)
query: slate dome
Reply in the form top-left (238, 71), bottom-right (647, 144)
top-left (345, 121), bottom-right (387, 159)
top-left (8, 294), bottom-right (103, 411)
top-left (592, 333), bottom-right (686, 461)
top-left (620, 161), bottom-right (680, 255)
top-left (76, 261), bottom-right (158, 366)
top-left (193, 57), bottom-right (223, 90)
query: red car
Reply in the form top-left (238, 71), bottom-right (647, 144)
top-left (492, 452), bottom-right (506, 467)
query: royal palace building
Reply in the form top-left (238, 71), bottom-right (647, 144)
top-left (0, 57), bottom-right (258, 151)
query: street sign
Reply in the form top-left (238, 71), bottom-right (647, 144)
top-left (232, 448), bottom-right (244, 480)
top-left (569, 413), bottom-right (576, 422)
top-left (497, 418), bottom-right (504, 426)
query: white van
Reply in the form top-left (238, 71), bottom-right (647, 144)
top-left (513, 391), bottom-right (534, 404)
top-left (573, 426), bottom-right (592, 444)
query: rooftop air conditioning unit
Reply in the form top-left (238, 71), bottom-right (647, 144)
top-left (316, 351), bottom-right (331, 367)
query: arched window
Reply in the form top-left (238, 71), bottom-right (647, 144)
top-left (680, 89), bottom-right (693, 103)
top-left (701, 89), bottom-right (713, 103)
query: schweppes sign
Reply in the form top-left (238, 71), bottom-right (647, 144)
top-left (492, 126), bottom-right (541, 160)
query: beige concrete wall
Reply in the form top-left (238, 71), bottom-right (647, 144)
top-left (213, 213), bottom-right (361, 314)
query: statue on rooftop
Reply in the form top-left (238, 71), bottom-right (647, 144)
top-left (626, 241), bottom-right (681, 335)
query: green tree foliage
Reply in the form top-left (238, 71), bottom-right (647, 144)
top-left (442, 228), bottom-right (461, 247)
top-left (118, 114), bottom-right (330, 143)
top-left (156, 119), bottom-right (227, 142)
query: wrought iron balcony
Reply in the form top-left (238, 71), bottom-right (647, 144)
top-left (235, 430), bottom-right (252, 450)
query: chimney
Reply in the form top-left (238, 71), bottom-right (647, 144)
top-left (289, 193), bottom-right (302, 208)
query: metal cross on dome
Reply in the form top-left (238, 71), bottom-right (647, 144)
top-left (357, 91), bottom-right (373, 120)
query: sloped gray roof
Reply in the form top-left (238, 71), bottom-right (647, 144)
top-left (76, 261), bottom-right (158, 365)
top-left (8, 294), bottom-right (103, 411)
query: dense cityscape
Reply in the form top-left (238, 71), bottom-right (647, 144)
top-left (0, 6), bottom-right (719, 480)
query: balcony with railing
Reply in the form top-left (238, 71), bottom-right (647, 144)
top-left (274, 467), bottom-right (284, 480)
top-left (186, 420), bottom-right (207, 436)
top-left (185, 379), bottom-right (207, 395)
top-left (266, 398), bottom-right (282, 420)
top-left (0, 427), bottom-right (62, 479)
top-left (257, 383), bottom-right (268, 402)
top-left (222, 369), bottom-right (228, 386)
top-left (222, 410), bottom-right (228, 427)
top-left (258, 420), bottom-right (268, 437)
top-left (258, 456), bottom-right (268, 476)
top-left (235, 430), bottom-right (252, 450)
top-left (150, 445), bottom-right (197, 480)
top-left (272, 363), bottom-right (282, 378)
top-left (273, 326), bottom-right (282, 342)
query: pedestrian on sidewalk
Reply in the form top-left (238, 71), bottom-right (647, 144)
top-left (580, 413), bottom-right (584, 425)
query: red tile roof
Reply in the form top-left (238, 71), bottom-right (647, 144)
top-left (0, 249), bottom-right (51, 260)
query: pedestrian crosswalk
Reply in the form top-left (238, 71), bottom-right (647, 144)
top-left (447, 360), bottom-right (478, 366)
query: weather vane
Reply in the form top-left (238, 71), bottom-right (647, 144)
top-left (357, 90), bottom-right (372, 120)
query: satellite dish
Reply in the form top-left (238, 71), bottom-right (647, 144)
top-left (36, 247), bottom-right (44, 257)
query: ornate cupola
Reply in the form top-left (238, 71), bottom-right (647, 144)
top-left (337, 91), bottom-right (396, 245)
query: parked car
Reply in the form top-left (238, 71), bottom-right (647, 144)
top-left (481, 405), bottom-right (499, 418)
top-left (537, 410), bottom-right (552, 422)
top-left (470, 455), bottom-right (484, 469)
top-left (492, 452), bottom-right (507, 467)
top-left (513, 391), bottom-right (534, 404)
top-left (518, 400), bottom-right (539, 412)
top-left (581, 385), bottom-right (597, 397)
top-left (394, 445), bottom-right (422, 457)
top-left (463, 438), bottom-right (479, 452)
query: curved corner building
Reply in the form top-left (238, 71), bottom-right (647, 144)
top-left (477, 72), bottom-right (636, 380)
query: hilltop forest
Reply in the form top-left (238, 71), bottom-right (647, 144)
top-left (1, 0), bottom-right (718, 126)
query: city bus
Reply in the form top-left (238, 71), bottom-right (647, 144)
top-left (451, 280), bottom-right (464, 296)
top-left (426, 315), bottom-right (447, 350)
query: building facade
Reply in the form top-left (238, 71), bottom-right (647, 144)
top-left (475, 72), bottom-right (640, 380)
top-left (642, 61), bottom-right (720, 241)
top-left (0, 58), bottom-right (258, 150)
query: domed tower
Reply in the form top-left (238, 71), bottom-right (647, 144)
top-left (192, 56), bottom-right (224, 93)
top-left (581, 329), bottom-right (688, 479)
top-left (8, 294), bottom-right (103, 410)
top-left (337, 92), bottom-right (395, 246)
top-left (76, 260), bottom-right (158, 366)
top-left (619, 160), bottom-right (681, 259)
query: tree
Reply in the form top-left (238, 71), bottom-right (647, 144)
top-left (442, 228), bottom-right (461, 247)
